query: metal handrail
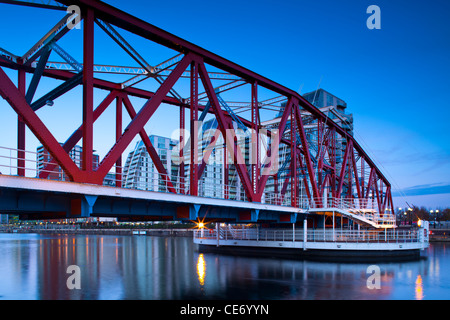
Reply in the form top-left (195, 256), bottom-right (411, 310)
top-left (194, 228), bottom-right (420, 244)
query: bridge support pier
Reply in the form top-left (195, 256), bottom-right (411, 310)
top-left (189, 204), bottom-right (201, 221)
top-left (70, 195), bottom-right (98, 218)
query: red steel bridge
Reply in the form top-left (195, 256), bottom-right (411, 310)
top-left (0, 0), bottom-right (395, 228)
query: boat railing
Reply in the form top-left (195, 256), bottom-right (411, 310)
top-left (194, 227), bottom-right (420, 244)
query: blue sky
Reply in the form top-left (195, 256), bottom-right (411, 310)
top-left (0, 0), bottom-right (449, 209)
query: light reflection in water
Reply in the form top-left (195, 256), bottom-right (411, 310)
top-left (415, 275), bottom-right (424, 300)
top-left (197, 253), bottom-right (206, 286)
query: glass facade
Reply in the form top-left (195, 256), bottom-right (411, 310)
top-left (122, 135), bottom-right (178, 191)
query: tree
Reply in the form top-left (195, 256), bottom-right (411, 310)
top-left (412, 206), bottom-right (429, 222)
top-left (441, 209), bottom-right (450, 221)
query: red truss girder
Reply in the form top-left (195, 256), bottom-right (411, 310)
top-left (0, 0), bottom-right (393, 214)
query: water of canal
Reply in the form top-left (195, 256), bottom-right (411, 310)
top-left (0, 233), bottom-right (448, 300)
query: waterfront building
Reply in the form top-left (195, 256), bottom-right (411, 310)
top-left (302, 88), bottom-right (353, 135)
top-left (36, 144), bottom-right (99, 181)
top-left (180, 117), bottom-right (252, 200)
top-left (122, 135), bottom-right (178, 191)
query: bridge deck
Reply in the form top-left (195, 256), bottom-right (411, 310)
top-left (0, 175), bottom-right (304, 223)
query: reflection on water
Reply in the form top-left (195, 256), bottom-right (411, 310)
top-left (0, 233), bottom-right (449, 300)
top-left (415, 275), bottom-right (423, 300)
top-left (197, 254), bottom-right (206, 286)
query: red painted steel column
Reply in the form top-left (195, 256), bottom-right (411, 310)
top-left (251, 81), bottom-right (260, 200)
top-left (351, 148), bottom-right (362, 199)
top-left (295, 100), bottom-right (320, 206)
top-left (317, 120), bottom-right (323, 195)
top-left (115, 95), bottom-right (122, 187)
top-left (180, 105), bottom-right (185, 194)
top-left (190, 60), bottom-right (199, 196)
top-left (298, 153), bottom-right (312, 201)
top-left (82, 8), bottom-right (94, 177)
top-left (337, 139), bottom-right (351, 198)
top-left (361, 160), bottom-right (365, 198)
top-left (330, 128), bottom-right (337, 199)
top-left (290, 105), bottom-right (297, 207)
top-left (17, 68), bottom-right (26, 177)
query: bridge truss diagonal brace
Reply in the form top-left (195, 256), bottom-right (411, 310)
top-left (25, 45), bottom-right (52, 104)
top-left (38, 89), bottom-right (119, 179)
top-left (0, 66), bottom-right (81, 181)
top-left (197, 60), bottom-right (254, 202)
top-left (120, 93), bottom-right (176, 193)
top-left (94, 53), bottom-right (193, 182)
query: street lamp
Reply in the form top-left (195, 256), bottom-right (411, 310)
top-left (430, 210), bottom-right (436, 227)
top-left (436, 210), bottom-right (440, 228)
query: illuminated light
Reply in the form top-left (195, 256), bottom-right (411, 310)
top-left (197, 254), bottom-right (206, 286)
top-left (198, 222), bottom-right (204, 229)
top-left (417, 219), bottom-right (422, 227)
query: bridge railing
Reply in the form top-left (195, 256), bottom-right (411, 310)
top-left (0, 145), bottom-right (251, 201)
top-left (0, 146), bottom-right (63, 178)
top-left (309, 197), bottom-right (378, 211)
top-left (0, 145), bottom-right (395, 225)
top-left (263, 193), bottom-right (310, 209)
top-left (121, 167), bottom-right (248, 201)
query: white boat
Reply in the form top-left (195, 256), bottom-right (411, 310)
top-left (194, 219), bottom-right (430, 262)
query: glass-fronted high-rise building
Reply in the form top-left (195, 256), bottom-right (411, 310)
top-left (36, 144), bottom-right (99, 181)
top-left (179, 117), bottom-right (251, 200)
top-left (122, 135), bottom-right (178, 191)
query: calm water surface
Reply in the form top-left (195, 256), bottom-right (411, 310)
top-left (0, 233), bottom-right (449, 300)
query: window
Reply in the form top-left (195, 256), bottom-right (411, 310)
top-left (326, 93), bottom-right (333, 107)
